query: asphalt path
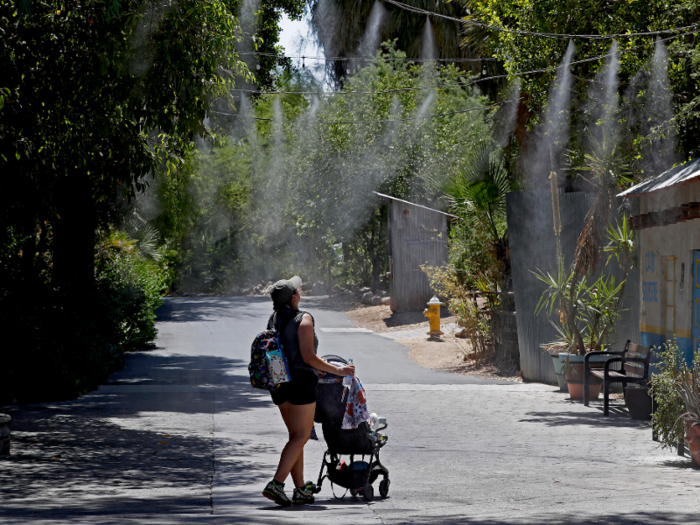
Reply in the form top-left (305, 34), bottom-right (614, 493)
top-left (1, 296), bottom-right (699, 524)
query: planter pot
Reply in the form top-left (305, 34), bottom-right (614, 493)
top-left (0, 414), bottom-right (10, 455)
top-left (624, 386), bottom-right (654, 420)
top-left (542, 345), bottom-right (568, 393)
top-left (685, 422), bottom-right (700, 466)
top-left (551, 353), bottom-right (568, 393)
top-left (559, 353), bottom-right (606, 401)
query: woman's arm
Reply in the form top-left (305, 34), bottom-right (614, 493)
top-left (298, 314), bottom-right (355, 377)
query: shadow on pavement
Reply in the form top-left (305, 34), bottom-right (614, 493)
top-left (520, 410), bottom-right (650, 429)
top-left (107, 353), bottom-right (250, 387)
top-left (0, 402), bottom-right (214, 517)
top-left (157, 296), bottom-right (270, 323)
top-left (0, 353), bottom-right (276, 519)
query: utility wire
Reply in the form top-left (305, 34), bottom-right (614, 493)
top-left (239, 51), bottom-right (497, 63)
top-left (211, 99), bottom-right (518, 124)
top-left (383, 0), bottom-right (700, 40)
top-left (230, 28), bottom-right (700, 97)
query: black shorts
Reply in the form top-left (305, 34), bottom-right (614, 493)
top-left (270, 369), bottom-right (318, 406)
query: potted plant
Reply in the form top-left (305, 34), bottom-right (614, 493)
top-left (650, 337), bottom-right (700, 464)
top-left (624, 380), bottom-right (654, 420)
top-left (535, 218), bottom-right (635, 400)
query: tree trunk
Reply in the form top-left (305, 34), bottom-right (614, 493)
top-left (365, 224), bottom-right (381, 293)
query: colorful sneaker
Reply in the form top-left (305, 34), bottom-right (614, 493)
top-left (263, 480), bottom-right (291, 506)
top-left (292, 486), bottom-right (315, 505)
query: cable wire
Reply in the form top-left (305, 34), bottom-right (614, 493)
top-left (229, 28), bottom-right (700, 97)
top-left (383, 0), bottom-right (700, 40)
top-left (239, 51), bottom-right (497, 63)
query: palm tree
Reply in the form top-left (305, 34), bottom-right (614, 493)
top-left (425, 141), bottom-right (516, 292)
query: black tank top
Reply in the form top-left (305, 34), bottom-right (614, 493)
top-left (267, 309), bottom-right (319, 376)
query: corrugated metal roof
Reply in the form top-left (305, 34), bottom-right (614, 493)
top-left (373, 191), bottom-right (458, 219)
top-left (618, 158), bottom-right (700, 198)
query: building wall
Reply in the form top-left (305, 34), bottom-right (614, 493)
top-left (637, 182), bottom-right (700, 364)
top-left (387, 200), bottom-right (449, 312)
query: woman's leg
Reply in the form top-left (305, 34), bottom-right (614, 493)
top-left (275, 401), bottom-right (316, 487)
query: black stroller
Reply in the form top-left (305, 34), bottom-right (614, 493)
top-left (310, 355), bottom-right (390, 502)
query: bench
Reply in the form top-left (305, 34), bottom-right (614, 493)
top-left (583, 341), bottom-right (653, 416)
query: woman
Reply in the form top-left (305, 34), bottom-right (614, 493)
top-left (262, 276), bottom-right (355, 506)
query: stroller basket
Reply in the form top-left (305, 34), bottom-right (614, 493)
top-left (327, 465), bottom-right (369, 490)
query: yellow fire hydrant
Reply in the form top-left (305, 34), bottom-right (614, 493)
top-left (424, 296), bottom-right (444, 336)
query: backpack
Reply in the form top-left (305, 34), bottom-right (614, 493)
top-left (248, 309), bottom-right (296, 391)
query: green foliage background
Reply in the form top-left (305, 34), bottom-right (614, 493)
top-left (151, 45), bottom-right (495, 293)
top-left (465, 0), bottom-right (700, 168)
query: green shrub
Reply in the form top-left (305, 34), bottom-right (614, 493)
top-left (650, 337), bottom-right (688, 450)
top-left (96, 251), bottom-right (166, 350)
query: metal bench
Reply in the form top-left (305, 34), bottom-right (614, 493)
top-left (583, 340), bottom-right (653, 416)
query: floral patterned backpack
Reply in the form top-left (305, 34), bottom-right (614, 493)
top-left (248, 310), bottom-right (295, 391)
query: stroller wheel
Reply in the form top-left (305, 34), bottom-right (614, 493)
top-left (362, 482), bottom-right (374, 502)
top-left (350, 488), bottom-right (358, 498)
top-left (379, 478), bottom-right (390, 498)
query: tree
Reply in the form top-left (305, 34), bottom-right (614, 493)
top-left (464, 0), bottom-right (700, 160)
top-left (0, 0), bottom-right (302, 293)
top-left (0, 0), bottom-right (303, 400)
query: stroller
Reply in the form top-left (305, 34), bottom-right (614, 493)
top-left (309, 355), bottom-right (390, 502)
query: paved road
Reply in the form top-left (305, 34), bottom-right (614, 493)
top-left (1, 296), bottom-right (699, 524)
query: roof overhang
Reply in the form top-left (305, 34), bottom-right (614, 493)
top-left (617, 158), bottom-right (700, 199)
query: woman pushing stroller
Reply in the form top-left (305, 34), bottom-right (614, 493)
top-left (262, 276), bottom-right (355, 506)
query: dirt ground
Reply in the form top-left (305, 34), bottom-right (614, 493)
top-left (343, 304), bottom-right (455, 333)
top-left (345, 304), bottom-right (522, 382)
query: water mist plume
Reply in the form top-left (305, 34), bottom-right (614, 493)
top-left (238, 0), bottom-right (261, 48)
top-left (585, 40), bottom-right (620, 168)
top-left (493, 79), bottom-right (521, 148)
top-left (574, 42), bottom-right (621, 277)
top-left (312, 0), bottom-right (341, 59)
top-left (524, 40), bottom-right (575, 188)
top-left (354, 0), bottom-right (388, 70)
top-left (644, 39), bottom-right (680, 178)
top-left (421, 17), bottom-right (438, 63)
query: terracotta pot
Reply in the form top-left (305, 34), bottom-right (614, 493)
top-left (685, 421), bottom-right (700, 466)
top-left (559, 354), bottom-right (604, 401)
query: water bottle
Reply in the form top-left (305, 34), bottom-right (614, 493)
top-left (342, 359), bottom-right (354, 388)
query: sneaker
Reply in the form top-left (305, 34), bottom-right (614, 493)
top-left (292, 486), bottom-right (315, 505)
top-left (263, 480), bottom-right (291, 506)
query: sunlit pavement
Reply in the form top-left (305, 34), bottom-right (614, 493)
top-left (1, 296), bottom-right (699, 524)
